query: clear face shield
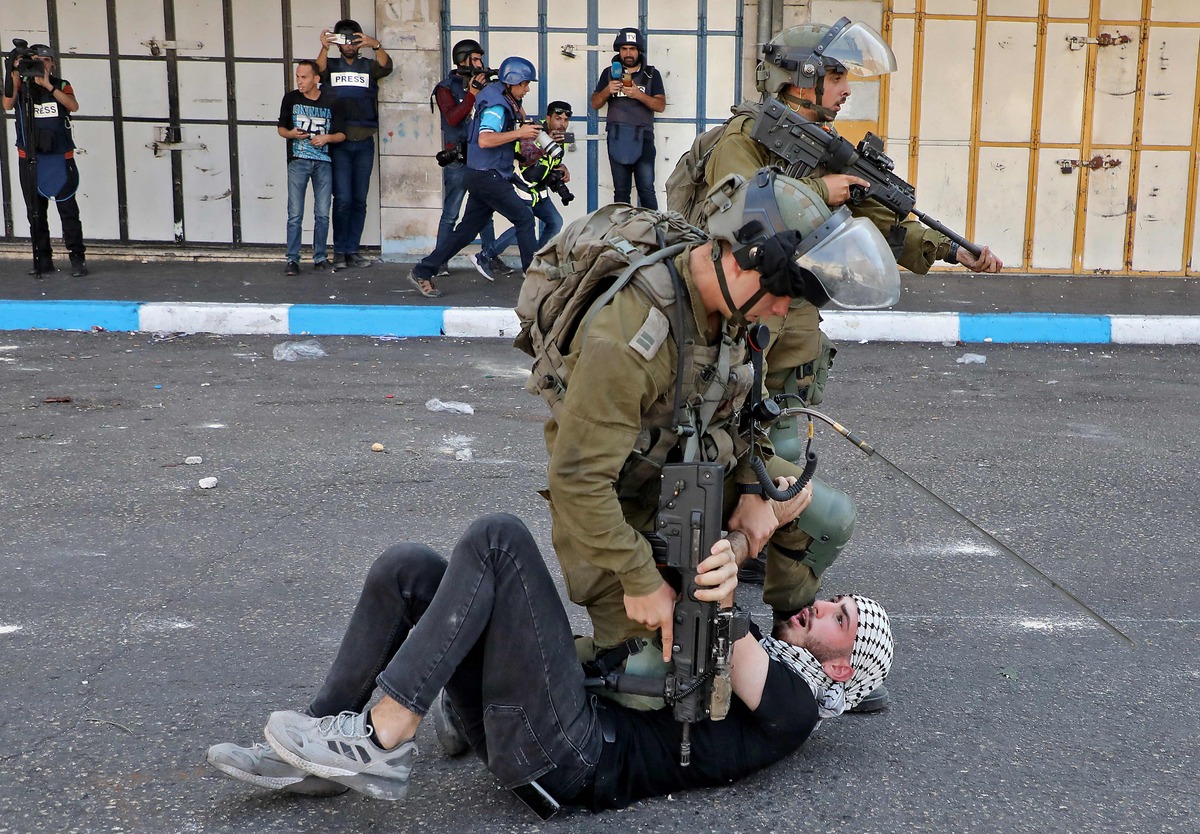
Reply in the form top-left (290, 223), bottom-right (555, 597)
top-left (793, 208), bottom-right (900, 309)
top-left (818, 20), bottom-right (897, 78)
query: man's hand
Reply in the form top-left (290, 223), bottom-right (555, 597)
top-left (289, 128), bottom-right (310, 139)
top-left (820, 173), bottom-right (870, 206)
top-left (770, 477), bottom-right (813, 527)
top-left (558, 165), bottom-right (571, 183)
top-left (605, 79), bottom-right (623, 97)
top-left (355, 33), bottom-right (380, 49)
top-left (516, 122), bottom-right (541, 141)
top-left (696, 540), bottom-right (740, 606)
top-left (309, 133), bottom-right (332, 146)
top-left (624, 583), bottom-right (677, 662)
top-left (319, 29), bottom-right (336, 48)
top-left (957, 244), bottom-right (1003, 273)
top-left (727, 492), bottom-right (777, 556)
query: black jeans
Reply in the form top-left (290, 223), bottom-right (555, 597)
top-left (306, 513), bottom-right (604, 800)
top-left (18, 156), bottom-right (84, 268)
top-left (414, 168), bottom-right (538, 278)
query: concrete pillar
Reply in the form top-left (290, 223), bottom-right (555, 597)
top-left (375, 0), bottom-right (444, 260)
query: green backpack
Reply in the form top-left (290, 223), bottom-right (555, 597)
top-left (514, 204), bottom-right (706, 416)
top-left (664, 101), bottom-right (762, 226)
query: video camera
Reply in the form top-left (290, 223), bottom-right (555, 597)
top-left (455, 66), bottom-right (499, 90)
top-left (8, 39), bottom-right (46, 84)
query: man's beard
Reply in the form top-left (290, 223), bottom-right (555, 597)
top-left (621, 54), bottom-right (640, 68)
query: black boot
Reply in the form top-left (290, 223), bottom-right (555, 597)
top-left (70, 256), bottom-right (89, 277)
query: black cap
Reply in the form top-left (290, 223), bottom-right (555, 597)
top-left (546, 100), bottom-right (572, 117)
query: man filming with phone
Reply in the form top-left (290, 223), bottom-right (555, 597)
top-left (315, 19), bottom-right (391, 271)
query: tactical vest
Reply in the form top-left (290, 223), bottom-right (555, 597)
top-left (515, 205), bottom-right (754, 500)
top-left (325, 56), bottom-right (380, 130)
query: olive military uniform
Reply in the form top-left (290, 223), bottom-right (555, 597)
top-left (704, 107), bottom-right (953, 397)
top-left (543, 247), bottom-right (822, 650)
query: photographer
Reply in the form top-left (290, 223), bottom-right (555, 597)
top-left (408, 56), bottom-right (541, 298)
top-left (315, 19), bottom-right (391, 271)
top-left (431, 38), bottom-right (498, 280)
top-left (2, 42), bottom-right (87, 277)
top-left (479, 100), bottom-right (574, 270)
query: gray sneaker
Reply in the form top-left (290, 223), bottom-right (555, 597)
top-left (347, 253), bottom-right (373, 268)
top-left (430, 689), bottom-right (470, 757)
top-left (206, 740), bottom-right (348, 796)
top-left (265, 710), bottom-right (415, 801)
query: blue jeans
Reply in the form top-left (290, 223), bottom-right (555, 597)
top-left (485, 195), bottom-right (562, 259)
top-left (286, 158), bottom-right (333, 263)
top-left (609, 132), bottom-right (658, 209)
top-left (414, 168), bottom-right (538, 279)
top-left (330, 137), bottom-right (374, 256)
top-left (306, 514), bottom-right (604, 800)
top-left (437, 162), bottom-right (495, 261)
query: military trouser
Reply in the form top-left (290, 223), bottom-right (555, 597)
top-left (549, 452), bottom-right (853, 654)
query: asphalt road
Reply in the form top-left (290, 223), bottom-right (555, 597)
top-left (1, 332), bottom-right (1197, 834)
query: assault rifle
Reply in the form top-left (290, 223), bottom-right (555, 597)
top-left (593, 462), bottom-right (749, 766)
top-left (750, 98), bottom-right (983, 258)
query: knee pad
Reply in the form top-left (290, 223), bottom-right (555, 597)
top-left (792, 478), bottom-right (856, 578)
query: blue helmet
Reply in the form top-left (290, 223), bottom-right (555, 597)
top-left (498, 56), bottom-right (537, 85)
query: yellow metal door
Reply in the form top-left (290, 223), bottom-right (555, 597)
top-left (883, 0), bottom-right (1200, 275)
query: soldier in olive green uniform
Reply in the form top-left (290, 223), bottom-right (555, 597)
top-left (708, 20), bottom-right (1002, 428)
top-left (536, 170), bottom-right (902, 696)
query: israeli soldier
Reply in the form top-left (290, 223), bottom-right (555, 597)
top-left (690, 21), bottom-right (1002, 588)
top-left (712, 20), bottom-right (1003, 412)
top-left (535, 169), bottom-right (901, 708)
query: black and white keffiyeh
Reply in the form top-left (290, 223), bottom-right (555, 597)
top-left (760, 594), bottom-right (894, 719)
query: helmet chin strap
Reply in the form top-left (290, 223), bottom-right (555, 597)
top-left (712, 242), bottom-right (768, 328)
top-left (781, 80), bottom-right (837, 123)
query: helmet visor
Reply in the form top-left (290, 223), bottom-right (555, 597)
top-left (822, 22), bottom-right (897, 77)
top-left (795, 214), bottom-right (900, 309)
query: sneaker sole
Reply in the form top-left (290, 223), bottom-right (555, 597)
top-left (264, 725), bottom-right (410, 801)
top-left (471, 258), bottom-right (495, 282)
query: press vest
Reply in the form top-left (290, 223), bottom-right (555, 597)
top-left (14, 77), bottom-right (75, 156)
top-left (324, 56), bottom-right (380, 130)
top-left (466, 83), bottom-right (519, 174)
top-left (434, 71), bottom-right (471, 146)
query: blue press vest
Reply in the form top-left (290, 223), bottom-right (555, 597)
top-left (434, 71), bottom-right (471, 146)
top-left (466, 83), bottom-right (518, 174)
top-left (324, 56), bottom-right (380, 129)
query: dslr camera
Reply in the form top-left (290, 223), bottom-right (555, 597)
top-left (436, 142), bottom-right (466, 167)
top-left (544, 169), bottom-right (574, 206)
top-left (8, 39), bottom-right (46, 84)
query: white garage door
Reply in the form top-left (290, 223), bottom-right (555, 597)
top-left (444, 0), bottom-right (746, 226)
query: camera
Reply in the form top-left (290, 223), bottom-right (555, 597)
top-left (545, 169), bottom-right (574, 206)
top-left (436, 143), bottom-right (465, 167)
top-left (455, 66), bottom-right (498, 90)
top-left (329, 32), bottom-right (354, 45)
top-left (8, 39), bottom-right (45, 84)
top-left (532, 130), bottom-right (565, 165)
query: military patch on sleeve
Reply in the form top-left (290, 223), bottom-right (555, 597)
top-left (629, 306), bottom-right (670, 360)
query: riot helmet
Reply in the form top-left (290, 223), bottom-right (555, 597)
top-left (757, 18), bottom-right (896, 120)
top-left (498, 56), bottom-right (537, 85)
top-left (451, 38), bottom-right (484, 67)
top-left (704, 168), bottom-right (900, 319)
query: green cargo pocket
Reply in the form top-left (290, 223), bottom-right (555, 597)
top-left (807, 334), bottom-right (837, 407)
